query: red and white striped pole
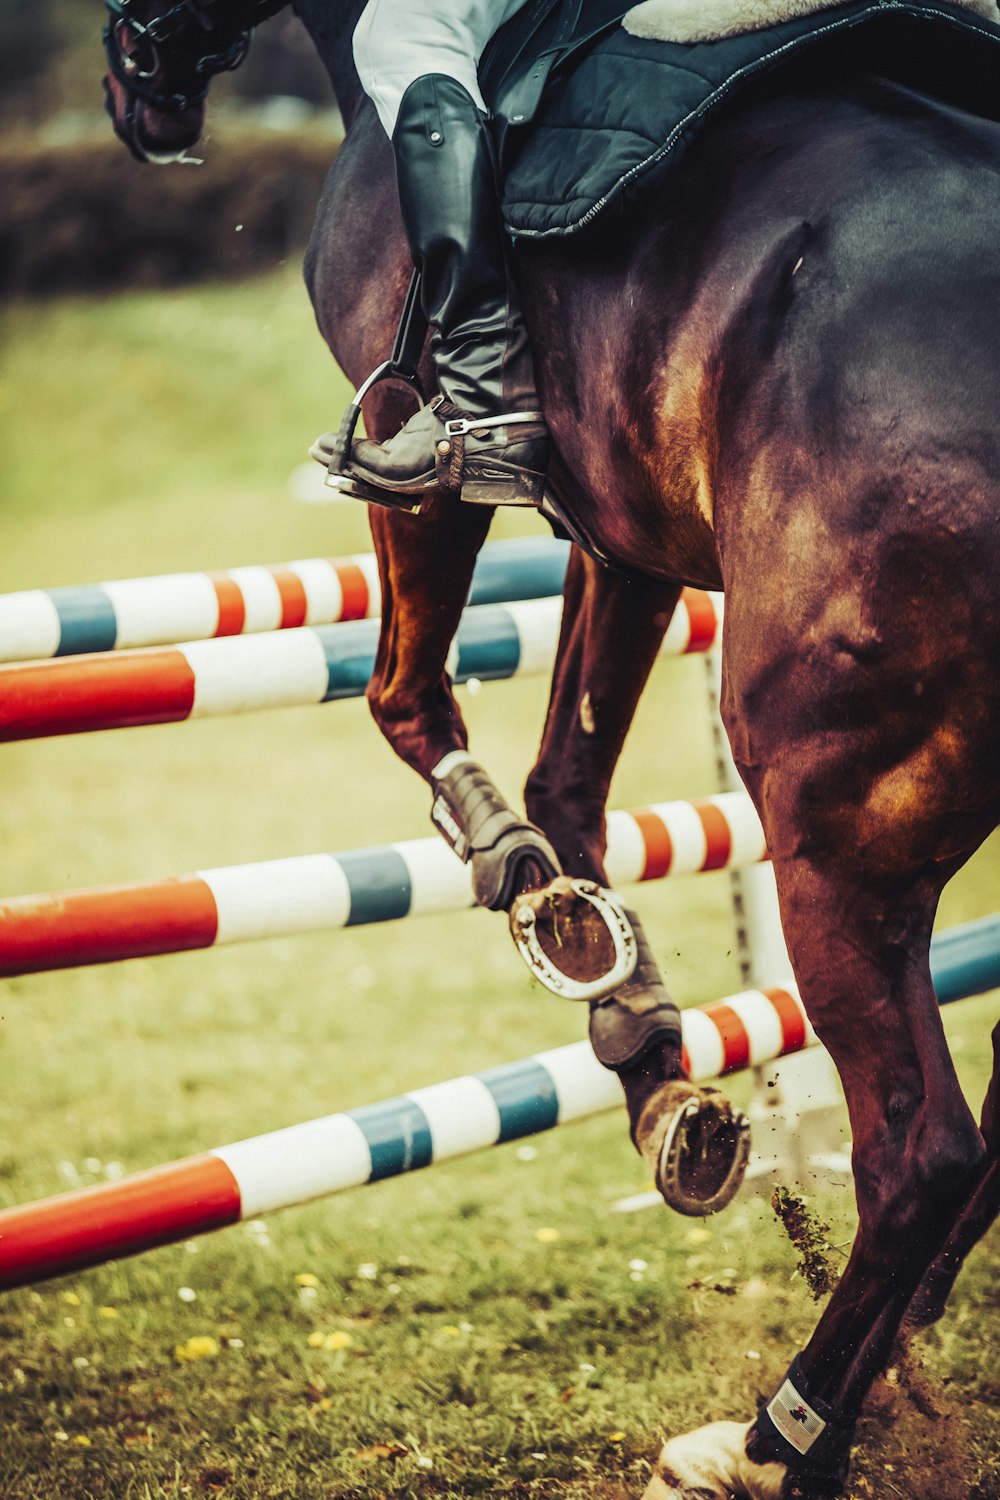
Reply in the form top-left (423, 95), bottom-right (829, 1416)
top-left (0, 792), bottom-right (766, 977)
top-left (0, 979), bottom-right (811, 1292)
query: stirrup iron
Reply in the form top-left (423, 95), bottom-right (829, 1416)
top-left (322, 268), bottom-right (428, 504)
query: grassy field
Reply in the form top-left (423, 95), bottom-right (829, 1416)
top-left (0, 276), bottom-right (997, 1500)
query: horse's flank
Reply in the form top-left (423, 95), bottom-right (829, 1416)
top-left (497, 78), bottom-right (1000, 596)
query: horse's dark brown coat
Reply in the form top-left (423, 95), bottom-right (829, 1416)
top-left (104, 6), bottom-right (1000, 1489)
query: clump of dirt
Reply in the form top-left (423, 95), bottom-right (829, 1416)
top-left (771, 1186), bottom-right (840, 1299)
top-left (767, 1191), bottom-right (976, 1496)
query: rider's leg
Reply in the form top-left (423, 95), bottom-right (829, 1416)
top-left (344, 0), bottom-right (549, 507)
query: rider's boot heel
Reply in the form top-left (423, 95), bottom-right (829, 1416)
top-left (437, 416), bottom-right (549, 508)
top-left (461, 464), bottom-right (548, 507)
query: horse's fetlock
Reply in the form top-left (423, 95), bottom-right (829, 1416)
top-left (522, 786), bottom-right (607, 880)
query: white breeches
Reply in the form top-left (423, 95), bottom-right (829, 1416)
top-left (353, 0), bottom-right (533, 137)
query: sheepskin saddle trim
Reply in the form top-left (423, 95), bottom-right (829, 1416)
top-left (623, 0), bottom-right (999, 44)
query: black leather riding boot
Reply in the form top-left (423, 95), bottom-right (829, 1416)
top-left (348, 74), bottom-right (549, 507)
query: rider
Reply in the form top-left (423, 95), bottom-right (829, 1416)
top-left (339, 0), bottom-right (550, 508)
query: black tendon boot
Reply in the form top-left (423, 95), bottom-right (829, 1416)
top-left (346, 75), bottom-right (549, 507)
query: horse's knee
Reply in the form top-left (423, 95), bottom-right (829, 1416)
top-left (365, 675), bottom-right (466, 776)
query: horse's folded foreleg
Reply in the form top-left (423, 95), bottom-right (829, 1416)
top-left (365, 499), bottom-right (492, 776)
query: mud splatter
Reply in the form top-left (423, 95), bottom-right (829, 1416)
top-left (771, 1186), bottom-right (839, 1299)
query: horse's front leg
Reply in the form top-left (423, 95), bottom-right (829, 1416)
top-left (365, 489), bottom-right (565, 917)
top-left (365, 497), bottom-right (490, 776)
top-left (521, 550), bottom-right (750, 1216)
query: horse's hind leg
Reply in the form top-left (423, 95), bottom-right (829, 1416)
top-left (522, 551), bottom-right (750, 1215)
top-left (647, 566), bottom-right (997, 1497)
top-left (907, 1019), bottom-right (1000, 1327)
top-left (648, 844), bottom-right (989, 1499)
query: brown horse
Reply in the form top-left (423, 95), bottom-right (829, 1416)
top-left (103, 3), bottom-right (1000, 1497)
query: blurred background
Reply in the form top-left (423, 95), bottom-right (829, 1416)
top-left (0, 0), bottom-right (341, 294)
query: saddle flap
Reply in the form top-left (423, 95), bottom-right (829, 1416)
top-left (484, 0), bottom-right (1000, 239)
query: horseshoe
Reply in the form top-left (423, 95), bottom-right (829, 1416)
top-left (655, 1093), bottom-right (752, 1217)
top-left (509, 878), bottom-right (638, 1003)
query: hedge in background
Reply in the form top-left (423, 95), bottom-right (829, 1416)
top-left (0, 129), bottom-right (340, 294)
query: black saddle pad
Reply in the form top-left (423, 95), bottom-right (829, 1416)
top-left (480, 0), bottom-right (1000, 238)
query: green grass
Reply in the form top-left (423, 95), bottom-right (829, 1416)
top-left (0, 276), bottom-right (997, 1500)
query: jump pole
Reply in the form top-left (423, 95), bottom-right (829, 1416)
top-left (0, 588), bottom-right (722, 743)
top-left (0, 914), bottom-right (994, 1293)
top-left (0, 791), bottom-right (766, 977)
top-left (0, 536), bottom-right (570, 664)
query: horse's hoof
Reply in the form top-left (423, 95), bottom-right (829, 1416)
top-left (645, 1421), bottom-right (786, 1500)
top-left (636, 1082), bottom-right (751, 1216)
top-left (508, 875), bottom-right (637, 1002)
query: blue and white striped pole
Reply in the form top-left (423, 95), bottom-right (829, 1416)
top-left (0, 913), bottom-right (994, 1291)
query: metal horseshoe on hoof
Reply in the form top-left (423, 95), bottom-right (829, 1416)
top-left (656, 1095), bottom-right (752, 1217)
top-left (509, 879), bottom-right (638, 1003)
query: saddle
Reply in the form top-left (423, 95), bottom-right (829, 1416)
top-left (323, 0), bottom-right (1000, 556)
top-left (479, 0), bottom-right (1000, 238)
